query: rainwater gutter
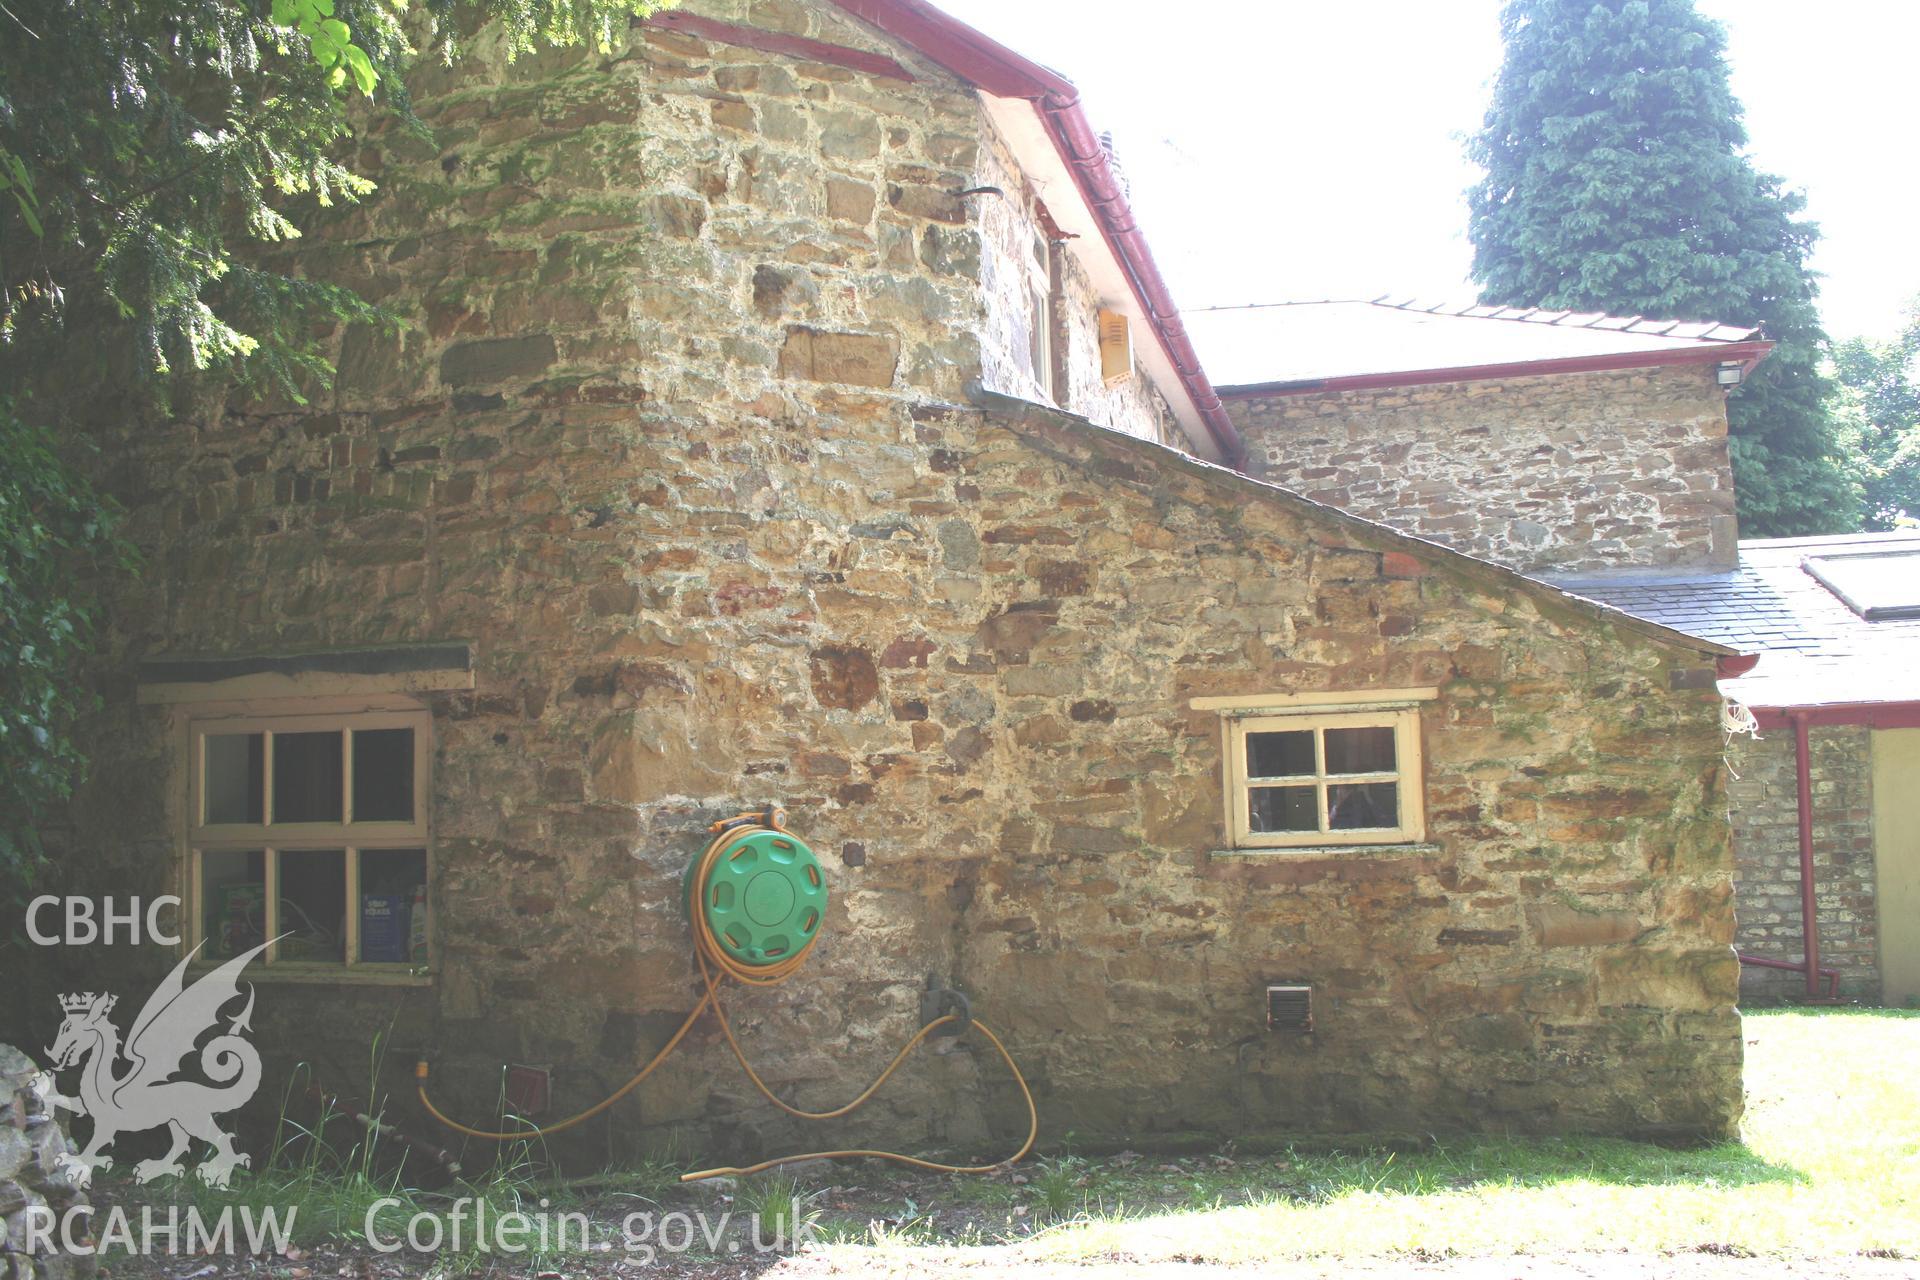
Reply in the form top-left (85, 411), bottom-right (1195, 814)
top-left (829, 0), bottom-right (1245, 465)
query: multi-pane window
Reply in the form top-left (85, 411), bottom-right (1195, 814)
top-left (188, 711), bottom-right (431, 971)
top-left (1211, 701), bottom-right (1427, 849)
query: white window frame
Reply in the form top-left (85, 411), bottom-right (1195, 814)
top-left (1025, 229), bottom-right (1061, 405)
top-left (183, 706), bottom-right (433, 976)
top-left (1193, 689), bottom-right (1434, 850)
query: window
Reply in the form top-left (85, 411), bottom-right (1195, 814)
top-left (1193, 690), bottom-right (1431, 849)
top-left (1024, 228), bottom-right (1067, 407)
top-left (1030, 289), bottom-right (1053, 398)
top-left (1803, 548), bottom-right (1920, 619)
top-left (187, 710), bottom-right (431, 972)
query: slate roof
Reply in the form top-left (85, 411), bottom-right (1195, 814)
top-left (1371, 297), bottom-right (1761, 344)
top-left (1186, 297), bottom-right (1766, 389)
top-left (1549, 531), bottom-right (1920, 709)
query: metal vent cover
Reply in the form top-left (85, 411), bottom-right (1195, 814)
top-left (1266, 984), bottom-right (1313, 1032)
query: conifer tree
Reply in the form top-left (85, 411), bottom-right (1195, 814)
top-left (1468, 0), bottom-right (1859, 535)
top-left (0, 0), bottom-right (669, 885)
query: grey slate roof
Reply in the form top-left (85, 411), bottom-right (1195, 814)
top-left (1187, 297), bottom-right (1764, 388)
top-left (1548, 531), bottom-right (1920, 709)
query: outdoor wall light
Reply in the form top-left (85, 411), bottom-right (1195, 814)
top-left (1715, 362), bottom-right (1745, 387)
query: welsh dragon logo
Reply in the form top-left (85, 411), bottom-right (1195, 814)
top-left (37, 940), bottom-right (270, 1189)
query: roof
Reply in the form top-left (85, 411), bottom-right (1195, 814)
top-left (1188, 298), bottom-right (1773, 394)
top-left (968, 382), bottom-right (1735, 663)
top-left (1548, 531), bottom-right (1920, 709)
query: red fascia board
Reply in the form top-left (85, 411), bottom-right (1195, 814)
top-left (829, 1), bottom-right (1245, 465)
top-left (1750, 701), bottom-right (1920, 731)
top-left (830, 0), bottom-right (1074, 98)
top-left (1214, 340), bottom-right (1777, 400)
top-left (646, 12), bottom-right (916, 81)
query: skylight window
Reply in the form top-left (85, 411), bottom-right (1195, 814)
top-left (1803, 550), bottom-right (1920, 620)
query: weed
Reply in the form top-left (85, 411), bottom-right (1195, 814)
top-left (737, 1171), bottom-right (821, 1250)
top-left (864, 1211), bottom-right (939, 1250)
top-left (1031, 1155), bottom-right (1086, 1220)
top-left (177, 1031), bottom-right (425, 1245)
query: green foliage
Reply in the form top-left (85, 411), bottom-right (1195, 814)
top-left (0, 403), bottom-right (135, 883)
top-left (1831, 302), bottom-right (1920, 530)
top-left (0, 145), bottom-right (40, 235)
top-left (0, 0), bottom-right (674, 395)
top-left (0, 0), bottom-right (671, 888)
top-left (1467, 0), bottom-right (1861, 536)
top-left (738, 1172), bottom-right (824, 1248)
top-left (1, 0), bottom-right (397, 392)
top-left (1030, 1155), bottom-right (1088, 1221)
top-left (275, 0), bottom-right (381, 95)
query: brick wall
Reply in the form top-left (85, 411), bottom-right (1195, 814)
top-left (1224, 365), bottom-right (1740, 575)
top-left (1727, 727), bottom-right (1880, 1001)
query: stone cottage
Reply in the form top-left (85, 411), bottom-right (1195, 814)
top-left (1185, 300), bottom-right (1920, 1011)
top-left (16, 0), bottom-right (1748, 1159)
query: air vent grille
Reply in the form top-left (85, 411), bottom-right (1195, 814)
top-left (1098, 309), bottom-right (1132, 385)
top-left (1266, 984), bottom-right (1312, 1033)
top-left (505, 1063), bottom-right (551, 1115)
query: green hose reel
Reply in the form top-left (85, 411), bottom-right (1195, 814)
top-left (683, 825), bottom-right (828, 967)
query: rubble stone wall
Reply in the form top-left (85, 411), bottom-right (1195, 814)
top-left (1225, 366), bottom-right (1740, 575)
top-left (16, 0), bottom-right (1741, 1161)
top-left (1, 1046), bottom-right (93, 1280)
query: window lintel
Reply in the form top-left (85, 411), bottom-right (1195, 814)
top-left (1191, 687), bottom-right (1437, 716)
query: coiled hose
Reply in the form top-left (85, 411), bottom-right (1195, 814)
top-left (417, 817), bottom-right (1037, 1181)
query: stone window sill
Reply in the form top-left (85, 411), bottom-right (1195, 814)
top-left (1208, 843), bottom-right (1441, 860)
top-left (189, 963), bottom-right (432, 988)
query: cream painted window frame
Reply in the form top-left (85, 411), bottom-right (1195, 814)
top-left (1193, 689), bottom-right (1434, 850)
top-left (184, 707), bottom-right (432, 977)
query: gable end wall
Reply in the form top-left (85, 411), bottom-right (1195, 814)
top-left (1225, 364), bottom-right (1740, 575)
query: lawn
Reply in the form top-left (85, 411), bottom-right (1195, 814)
top-left (787, 1008), bottom-right (1920, 1267)
top-left (109, 1008), bottom-right (1919, 1275)
top-left (962, 1008), bottom-right (1920, 1264)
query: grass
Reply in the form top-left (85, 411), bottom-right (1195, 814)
top-left (107, 1008), bottom-right (1920, 1269)
top-left (125, 1042), bottom-right (648, 1271)
top-left (992, 1008), bottom-right (1920, 1263)
top-left (736, 1171), bottom-right (824, 1249)
top-left (791, 1009), bottom-right (1918, 1263)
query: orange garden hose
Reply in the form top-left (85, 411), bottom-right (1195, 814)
top-left (417, 817), bottom-right (1038, 1181)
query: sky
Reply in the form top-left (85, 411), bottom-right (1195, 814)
top-left (935, 0), bottom-right (1920, 342)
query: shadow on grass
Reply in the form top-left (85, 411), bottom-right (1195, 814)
top-left (885, 1131), bottom-right (1811, 1241)
top-left (1265, 1134), bottom-right (1806, 1203)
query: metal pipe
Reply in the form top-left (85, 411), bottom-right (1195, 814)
top-left (1737, 951), bottom-right (1838, 999)
top-left (1792, 710), bottom-right (1822, 998)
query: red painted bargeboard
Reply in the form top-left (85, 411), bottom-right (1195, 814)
top-left (644, 11), bottom-right (916, 82)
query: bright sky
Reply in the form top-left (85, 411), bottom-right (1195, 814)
top-left (935, 0), bottom-right (1920, 342)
